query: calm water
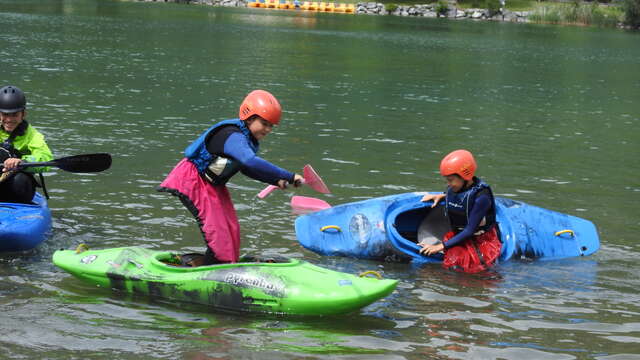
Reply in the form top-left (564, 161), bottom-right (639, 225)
top-left (1, 0), bottom-right (639, 358)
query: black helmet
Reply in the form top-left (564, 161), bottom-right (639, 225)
top-left (0, 86), bottom-right (27, 113)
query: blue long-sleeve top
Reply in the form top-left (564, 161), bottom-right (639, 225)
top-left (444, 193), bottom-right (491, 249)
top-left (206, 126), bottom-right (294, 185)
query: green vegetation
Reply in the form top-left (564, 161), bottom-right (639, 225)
top-left (352, 0), bottom-right (633, 29)
top-left (486, 0), bottom-right (500, 15)
top-left (436, 0), bottom-right (450, 15)
top-left (457, 0), bottom-right (495, 9)
top-left (623, 0), bottom-right (640, 28)
top-left (503, 0), bottom-right (536, 11)
top-left (528, 1), bottom-right (623, 27)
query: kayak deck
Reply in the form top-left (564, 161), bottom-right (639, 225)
top-left (53, 246), bottom-right (398, 316)
top-left (0, 192), bottom-right (52, 252)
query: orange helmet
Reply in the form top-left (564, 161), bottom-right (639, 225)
top-left (440, 149), bottom-right (477, 181)
top-left (238, 90), bottom-right (282, 125)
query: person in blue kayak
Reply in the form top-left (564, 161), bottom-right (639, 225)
top-left (0, 86), bottom-right (53, 204)
top-left (158, 90), bottom-right (303, 265)
top-left (418, 149), bottom-right (501, 273)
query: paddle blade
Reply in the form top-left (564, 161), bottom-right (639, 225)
top-left (291, 196), bottom-right (331, 214)
top-left (257, 185), bottom-right (279, 199)
top-left (303, 164), bottom-right (330, 194)
top-left (54, 153), bottom-right (112, 173)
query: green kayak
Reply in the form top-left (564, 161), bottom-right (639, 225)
top-left (52, 246), bottom-right (398, 316)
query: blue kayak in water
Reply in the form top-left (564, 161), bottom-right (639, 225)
top-left (295, 192), bottom-right (600, 263)
top-left (0, 192), bottom-right (52, 252)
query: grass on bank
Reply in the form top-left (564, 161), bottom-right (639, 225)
top-left (528, 1), bottom-right (623, 27)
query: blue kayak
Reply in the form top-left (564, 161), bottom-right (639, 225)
top-left (0, 192), bottom-right (52, 252)
top-left (295, 192), bottom-right (600, 263)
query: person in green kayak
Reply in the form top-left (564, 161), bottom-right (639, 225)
top-left (0, 86), bottom-right (53, 203)
top-left (158, 90), bottom-right (303, 265)
top-left (419, 149), bottom-right (501, 273)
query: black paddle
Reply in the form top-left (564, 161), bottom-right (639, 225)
top-left (0, 153), bottom-right (112, 173)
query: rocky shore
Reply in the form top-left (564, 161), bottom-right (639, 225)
top-left (356, 2), bottom-right (530, 22)
top-left (137, 0), bottom-right (531, 22)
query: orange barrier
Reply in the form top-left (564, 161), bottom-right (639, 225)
top-left (248, 0), bottom-right (265, 7)
top-left (249, 0), bottom-right (355, 13)
top-left (322, 2), bottom-right (335, 12)
top-left (278, 0), bottom-right (294, 9)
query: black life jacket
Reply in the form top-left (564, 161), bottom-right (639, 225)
top-left (444, 177), bottom-right (496, 234)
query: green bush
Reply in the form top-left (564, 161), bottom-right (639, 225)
top-left (385, 3), bottom-right (398, 12)
top-left (486, 0), bottom-right (501, 15)
top-left (545, 7), bottom-right (562, 23)
top-left (529, 2), bottom-right (623, 26)
top-left (623, 0), bottom-right (640, 28)
top-left (436, 0), bottom-right (449, 16)
top-left (458, 0), bottom-right (483, 8)
top-left (564, 1), bottom-right (579, 23)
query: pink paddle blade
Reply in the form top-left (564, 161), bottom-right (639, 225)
top-left (303, 164), bottom-right (330, 194)
top-left (257, 185), bottom-right (278, 199)
top-left (256, 164), bottom-right (329, 198)
top-left (291, 196), bottom-right (331, 214)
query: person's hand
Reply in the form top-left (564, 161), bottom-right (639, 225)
top-left (419, 242), bottom-right (445, 256)
top-left (3, 158), bottom-right (22, 172)
top-left (292, 174), bottom-right (304, 187)
top-left (420, 193), bottom-right (445, 208)
top-left (277, 179), bottom-right (288, 189)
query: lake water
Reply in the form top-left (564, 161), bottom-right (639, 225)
top-left (1, 0), bottom-right (639, 358)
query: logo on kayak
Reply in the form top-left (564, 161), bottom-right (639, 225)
top-left (338, 279), bottom-right (352, 286)
top-left (221, 272), bottom-right (285, 297)
top-left (17, 215), bottom-right (44, 220)
top-left (350, 213), bottom-right (372, 246)
top-left (81, 255), bottom-right (97, 264)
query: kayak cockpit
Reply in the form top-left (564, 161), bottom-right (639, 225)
top-left (385, 198), bottom-right (448, 262)
top-left (395, 204), bottom-right (450, 245)
top-left (154, 252), bottom-right (297, 269)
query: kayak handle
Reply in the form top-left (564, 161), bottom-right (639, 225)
top-left (320, 225), bottom-right (341, 232)
top-left (359, 270), bottom-right (382, 279)
top-left (554, 229), bottom-right (575, 237)
top-left (75, 243), bottom-right (89, 254)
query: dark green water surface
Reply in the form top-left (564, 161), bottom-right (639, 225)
top-left (1, 0), bottom-right (639, 358)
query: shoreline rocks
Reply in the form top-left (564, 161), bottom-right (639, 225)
top-left (357, 2), bottom-right (531, 22)
top-left (135, 0), bottom-right (531, 23)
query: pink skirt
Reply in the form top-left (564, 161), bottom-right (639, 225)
top-left (157, 158), bottom-right (240, 263)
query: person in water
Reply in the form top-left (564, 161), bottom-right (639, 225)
top-left (158, 90), bottom-right (303, 265)
top-left (0, 86), bottom-right (53, 204)
top-left (419, 150), bottom-right (501, 273)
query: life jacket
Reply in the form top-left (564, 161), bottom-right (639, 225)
top-left (184, 119), bottom-right (259, 186)
top-left (444, 177), bottom-right (496, 234)
top-left (0, 121), bottom-right (27, 163)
